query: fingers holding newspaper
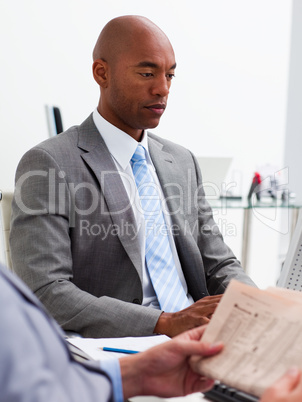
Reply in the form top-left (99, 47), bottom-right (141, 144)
top-left (119, 325), bottom-right (224, 400)
top-left (188, 279), bottom-right (302, 399)
top-left (260, 368), bottom-right (302, 402)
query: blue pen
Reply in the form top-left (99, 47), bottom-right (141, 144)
top-left (101, 347), bottom-right (139, 354)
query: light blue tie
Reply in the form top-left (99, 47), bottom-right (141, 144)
top-left (131, 144), bottom-right (190, 312)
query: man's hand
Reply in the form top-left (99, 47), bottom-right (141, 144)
top-left (119, 325), bottom-right (223, 400)
top-left (154, 295), bottom-right (222, 337)
top-left (260, 368), bottom-right (302, 402)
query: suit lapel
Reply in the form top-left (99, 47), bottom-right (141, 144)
top-left (148, 136), bottom-right (185, 226)
top-left (77, 116), bottom-right (143, 281)
top-left (148, 136), bottom-right (192, 265)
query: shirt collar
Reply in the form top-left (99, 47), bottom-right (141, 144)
top-left (92, 109), bottom-right (153, 170)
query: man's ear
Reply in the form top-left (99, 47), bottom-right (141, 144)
top-left (92, 59), bottom-right (109, 88)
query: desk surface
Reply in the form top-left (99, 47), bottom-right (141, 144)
top-left (131, 392), bottom-right (210, 402)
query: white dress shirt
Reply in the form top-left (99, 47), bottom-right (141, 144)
top-left (93, 109), bottom-right (193, 308)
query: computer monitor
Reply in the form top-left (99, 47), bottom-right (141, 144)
top-left (45, 105), bottom-right (63, 137)
top-left (277, 209), bottom-right (302, 290)
top-left (196, 156), bottom-right (233, 198)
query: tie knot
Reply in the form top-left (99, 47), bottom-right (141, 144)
top-left (131, 145), bottom-right (146, 164)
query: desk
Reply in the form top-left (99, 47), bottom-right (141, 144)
top-left (208, 197), bottom-right (302, 274)
top-left (67, 336), bottom-right (212, 401)
top-left (131, 392), bottom-right (210, 402)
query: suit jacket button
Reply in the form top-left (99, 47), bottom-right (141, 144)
top-left (132, 298), bottom-right (141, 304)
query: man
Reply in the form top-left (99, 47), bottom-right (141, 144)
top-left (0, 262), bottom-right (299, 402)
top-left (10, 15), bottom-right (255, 338)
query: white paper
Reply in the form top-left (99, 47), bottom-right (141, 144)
top-left (68, 334), bottom-right (170, 361)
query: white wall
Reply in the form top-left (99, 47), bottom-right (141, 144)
top-left (0, 0), bottom-right (293, 287)
top-left (0, 0), bottom-right (292, 189)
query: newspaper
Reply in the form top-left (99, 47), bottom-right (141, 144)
top-left (192, 280), bottom-right (302, 398)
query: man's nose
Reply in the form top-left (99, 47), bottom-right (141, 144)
top-left (150, 75), bottom-right (170, 97)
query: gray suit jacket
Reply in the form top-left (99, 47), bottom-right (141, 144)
top-left (10, 114), bottom-right (255, 337)
top-left (0, 263), bottom-right (113, 402)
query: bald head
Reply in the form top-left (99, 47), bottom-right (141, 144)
top-left (92, 15), bottom-right (176, 140)
top-left (93, 15), bottom-right (173, 64)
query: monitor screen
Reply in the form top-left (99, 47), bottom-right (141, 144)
top-left (45, 105), bottom-right (63, 137)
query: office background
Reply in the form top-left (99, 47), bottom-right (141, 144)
top-left (0, 0), bottom-right (301, 289)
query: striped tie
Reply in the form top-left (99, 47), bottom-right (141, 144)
top-left (131, 144), bottom-right (190, 312)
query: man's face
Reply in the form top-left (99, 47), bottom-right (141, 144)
top-left (100, 34), bottom-right (176, 139)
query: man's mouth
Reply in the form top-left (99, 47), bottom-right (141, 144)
top-left (145, 104), bottom-right (166, 115)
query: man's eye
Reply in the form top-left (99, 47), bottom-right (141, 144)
top-left (140, 73), bottom-right (153, 77)
top-left (167, 73), bottom-right (175, 80)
